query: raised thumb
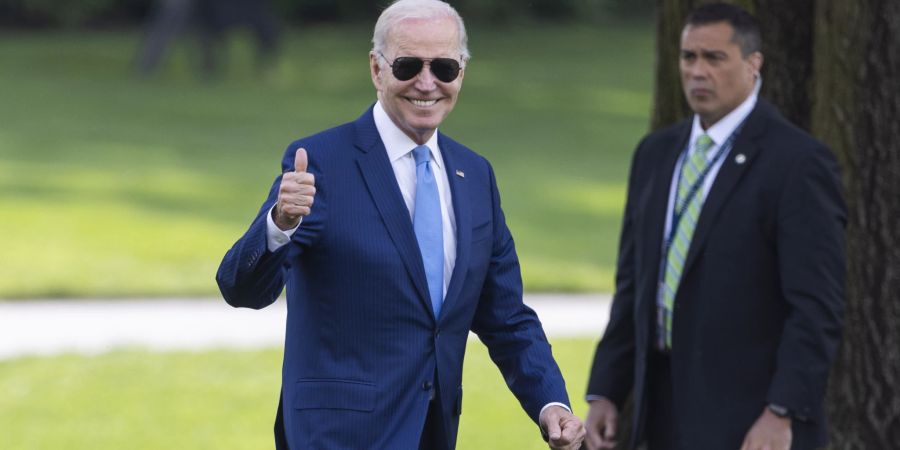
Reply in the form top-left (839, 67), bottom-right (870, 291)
top-left (294, 147), bottom-right (308, 173)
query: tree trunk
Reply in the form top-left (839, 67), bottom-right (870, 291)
top-left (814, 0), bottom-right (900, 447)
top-left (751, 0), bottom-right (814, 129)
top-left (651, 0), bottom-right (693, 130)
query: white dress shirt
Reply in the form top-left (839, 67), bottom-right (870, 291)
top-left (372, 101), bottom-right (457, 298)
top-left (266, 101), bottom-right (457, 298)
top-left (662, 80), bottom-right (760, 243)
top-left (267, 102), bottom-right (569, 421)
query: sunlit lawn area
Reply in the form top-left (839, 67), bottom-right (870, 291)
top-left (0, 338), bottom-right (596, 449)
top-left (0, 22), bottom-right (653, 298)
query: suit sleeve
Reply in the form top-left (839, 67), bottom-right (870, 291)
top-left (767, 143), bottom-right (846, 421)
top-left (469, 161), bottom-right (571, 425)
top-left (585, 139), bottom-right (648, 408)
top-left (215, 142), bottom-right (326, 309)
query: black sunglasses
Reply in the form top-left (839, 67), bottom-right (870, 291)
top-left (379, 52), bottom-right (462, 83)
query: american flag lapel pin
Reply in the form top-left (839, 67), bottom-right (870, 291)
top-left (456, 170), bottom-right (465, 178)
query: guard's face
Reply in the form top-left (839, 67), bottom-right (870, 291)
top-left (680, 22), bottom-right (762, 127)
top-left (370, 17), bottom-right (465, 144)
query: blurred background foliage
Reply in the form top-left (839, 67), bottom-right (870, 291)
top-left (0, 2), bottom-right (651, 447)
top-left (0, 1), bottom-right (655, 298)
top-left (0, 0), bottom-right (654, 28)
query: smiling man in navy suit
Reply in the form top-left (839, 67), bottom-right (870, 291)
top-left (216, 1), bottom-right (584, 449)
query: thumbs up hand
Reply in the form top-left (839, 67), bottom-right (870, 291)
top-left (274, 148), bottom-right (316, 230)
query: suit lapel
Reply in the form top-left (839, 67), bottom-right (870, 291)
top-left (353, 109), bottom-right (435, 319)
top-left (681, 102), bottom-right (769, 276)
top-left (639, 122), bottom-right (691, 312)
top-left (436, 133), bottom-right (470, 320)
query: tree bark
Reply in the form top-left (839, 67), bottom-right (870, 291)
top-left (651, 0), bottom-right (693, 130)
top-left (751, 0), bottom-right (814, 129)
top-left (814, 0), bottom-right (900, 447)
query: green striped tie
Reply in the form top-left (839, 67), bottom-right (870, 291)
top-left (660, 134), bottom-right (714, 349)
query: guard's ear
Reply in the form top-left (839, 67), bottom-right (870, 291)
top-left (747, 51), bottom-right (763, 77)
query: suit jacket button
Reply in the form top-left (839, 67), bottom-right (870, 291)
top-left (422, 381), bottom-right (433, 391)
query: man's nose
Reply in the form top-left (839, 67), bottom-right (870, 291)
top-left (414, 63), bottom-right (437, 90)
top-left (686, 61), bottom-right (708, 79)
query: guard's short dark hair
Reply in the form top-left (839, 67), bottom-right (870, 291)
top-left (685, 2), bottom-right (761, 56)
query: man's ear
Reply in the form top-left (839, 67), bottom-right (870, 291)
top-left (748, 51), bottom-right (763, 77)
top-left (456, 59), bottom-right (467, 83)
top-left (370, 52), bottom-right (383, 90)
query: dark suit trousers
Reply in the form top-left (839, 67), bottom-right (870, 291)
top-left (645, 350), bottom-right (677, 450)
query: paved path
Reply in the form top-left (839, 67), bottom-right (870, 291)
top-left (0, 294), bottom-right (610, 360)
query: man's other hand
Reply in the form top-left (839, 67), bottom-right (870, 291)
top-left (584, 397), bottom-right (618, 450)
top-left (740, 407), bottom-right (792, 450)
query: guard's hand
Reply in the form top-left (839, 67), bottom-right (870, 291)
top-left (584, 397), bottom-right (618, 450)
top-left (540, 405), bottom-right (585, 450)
top-left (740, 407), bottom-right (792, 450)
top-left (274, 148), bottom-right (316, 230)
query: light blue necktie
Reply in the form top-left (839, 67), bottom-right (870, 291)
top-left (412, 145), bottom-right (444, 318)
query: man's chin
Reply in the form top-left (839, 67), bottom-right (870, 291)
top-left (408, 117), bottom-right (443, 133)
top-left (688, 102), bottom-right (714, 117)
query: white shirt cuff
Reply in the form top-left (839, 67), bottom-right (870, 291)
top-left (539, 402), bottom-right (571, 424)
top-left (266, 205), bottom-right (300, 252)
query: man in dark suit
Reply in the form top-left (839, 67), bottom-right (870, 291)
top-left (216, 1), bottom-right (585, 449)
top-left (584, 4), bottom-right (845, 450)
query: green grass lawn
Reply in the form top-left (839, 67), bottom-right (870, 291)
top-left (0, 338), bottom-right (597, 449)
top-left (0, 23), bottom-right (654, 298)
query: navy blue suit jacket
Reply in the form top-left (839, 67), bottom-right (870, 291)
top-left (217, 107), bottom-right (570, 449)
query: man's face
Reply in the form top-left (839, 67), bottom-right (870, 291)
top-left (370, 17), bottom-right (464, 144)
top-left (680, 22), bottom-right (762, 128)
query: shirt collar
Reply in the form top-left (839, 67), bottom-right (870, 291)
top-left (373, 101), bottom-right (443, 169)
top-left (690, 77), bottom-right (761, 152)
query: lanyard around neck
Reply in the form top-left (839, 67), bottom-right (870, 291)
top-left (664, 121), bottom-right (746, 252)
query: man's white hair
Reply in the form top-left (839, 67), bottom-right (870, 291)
top-left (372, 0), bottom-right (470, 62)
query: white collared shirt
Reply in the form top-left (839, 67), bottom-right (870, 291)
top-left (266, 101), bottom-right (457, 298)
top-left (372, 101), bottom-right (457, 298)
top-left (662, 81), bottom-right (760, 243)
top-left (266, 102), bottom-right (570, 420)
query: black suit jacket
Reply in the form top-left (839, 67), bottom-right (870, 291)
top-left (587, 100), bottom-right (846, 449)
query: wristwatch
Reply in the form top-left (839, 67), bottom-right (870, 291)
top-left (767, 403), bottom-right (791, 418)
